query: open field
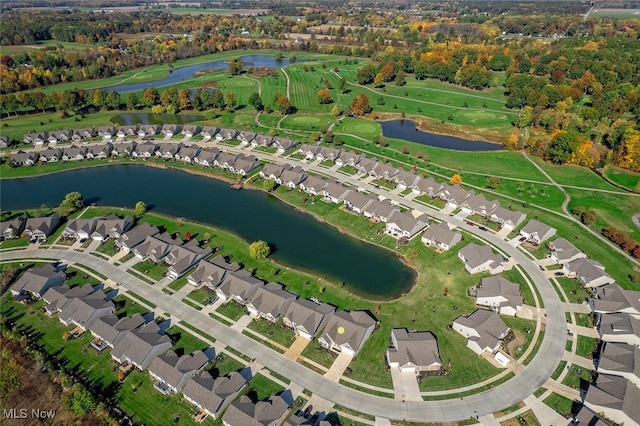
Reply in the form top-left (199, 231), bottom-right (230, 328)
top-left (590, 8), bottom-right (640, 18)
top-left (0, 40), bottom-right (99, 53)
top-left (602, 165), bottom-right (640, 192)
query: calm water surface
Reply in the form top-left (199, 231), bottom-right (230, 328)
top-left (1, 165), bottom-right (414, 298)
top-left (381, 120), bottom-right (502, 151)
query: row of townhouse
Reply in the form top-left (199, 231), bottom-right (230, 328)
top-left (0, 214), bottom-right (60, 243)
top-left (8, 264), bottom-right (291, 424)
top-left (579, 282), bottom-right (640, 425)
top-left (11, 142), bottom-right (115, 166)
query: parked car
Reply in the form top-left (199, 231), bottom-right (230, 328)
top-left (466, 221), bottom-right (474, 226)
top-left (479, 226), bottom-right (488, 231)
top-left (519, 236), bottom-right (527, 242)
top-left (554, 271), bottom-right (565, 276)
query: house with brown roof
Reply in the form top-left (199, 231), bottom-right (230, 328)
top-left (246, 282), bottom-right (297, 323)
top-left (519, 219), bottom-right (556, 245)
top-left (183, 371), bottom-right (249, 420)
top-left (134, 232), bottom-right (181, 263)
top-left (598, 313), bottom-right (640, 346)
top-left (370, 162), bottom-right (399, 181)
top-left (563, 258), bottom-right (614, 288)
top-left (549, 237), bottom-right (586, 264)
top-left (318, 310), bottom-right (377, 356)
top-left (385, 210), bottom-right (429, 240)
top-left (61, 145), bottom-right (88, 161)
top-left (222, 393), bottom-right (290, 426)
top-left (355, 157), bottom-right (378, 175)
top-left (363, 201), bottom-right (397, 223)
top-left (282, 298), bottom-right (335, 340)
top-left (23, 132), bottom-right (48, 146)
top-left (386, 328), bottom-right (442, 374)
top-left (10, 264), bottom-right (66, 298)
top-left (148, 350), bottom-right (210, 393)
top-left (453, 310), bottom-right (510, 355)
top-left (216, 270), bottom-right (263, 305)
top-left (91, 214), bottom-right (134, 242)
top-left (89, 313), bottom-right (146, 348)
top-left (421, 223), bottom-right (462, 251)
top-left (458, 243), bottom-right (505, 275)
top-left (164, 239), bottom-right (212, 280)
top-left (584, 373), bottom-right (640, 426)
top-left (98, 126), bottom-right (116, 139)
top-left (475, 276), bottom-right (522, 317)
top-left (111, 321), bottom-right (172, 370)
top-left (598, 342), bottom-right (640, 388)
top-left (572, 405), bottom-right (617, 426)
top-left (62, 218), bottom-right (99, 241)
top-left (590, 283), bottom-right (640, 316)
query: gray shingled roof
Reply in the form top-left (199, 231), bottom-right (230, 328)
top-left (549, 237), bottom-right (584, 263)
top-left (11, 264), bottom-right (65, 297)
top-left (599, 313), bottom-right (640, 339)
top-left (387, 328), bottom-right (441, 369)
top-left (248, 282), bottom-right (297, 318)
top-left (454, 310), bottom-right (510, 351)
top-left (218, 270), bottom-right (263, 301)
top-left (592, 283), bottom-right (640, 314)
top-left (148, 350), bottom-right (209, 390)
top-left (459, 243), bottom-right (503, 270)
top-left (585, 373), bottom-right (640, 424)
top-left (321, 310), bottom-right (376, 354)
top-left (223, 394), bottom-right (289, 426)
top-left (25, 215), bottom-right (60, 237)
top-left (477, 276), bottom-right (523, 310)
top-left (421, 223), bottom-right (461, 248)
top-left (111, 321), bottom-right (171, 368)
top-left (182, 371), bottom-right (247, 416)
top-left (598, 342), bottom-right (640, 379)
top-left (284, 299), bottom-right (335, 337)
top-left (89, 313), bottom-right (146, 346)
top-left (116, 223), bottom-right (160, 250)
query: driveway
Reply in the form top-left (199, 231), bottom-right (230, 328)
top-left (284, 335), bottom-right (310, 361)
top-left (390, 369), bottom-right (422, 402)
top-left (324, 351), bottom-right (353, 382)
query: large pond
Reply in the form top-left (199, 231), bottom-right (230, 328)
top-left (380, 120), bottom-right (502, 151)
top-left (111, 113), bottom-right (206, 126)
top-left (110, 55), bottom-right (301, 93)
top-left (1, 165), bottom-right (415, 299)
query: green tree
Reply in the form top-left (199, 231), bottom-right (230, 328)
top-left (225, 92), bottom-right (237, 111)
top-left (228, 57), bottom-right (243, 76)
top-left (394, 70), bottom-right (406, 86)
top-left (248, 92), bottom-right (263, 111)
top-left (71, 389), bottom-right (96, 416)
top-left (126, 92), bottom-right (139, 110)
top-left (135, 201), bottom-right (147, 216)
top-left (105, 91), bottom-right (121, 110)
top-left (249, 240), bottom-right (270, 259)
top-left (142, 88), bottom-right (159, 108)
top-left (58, 192), bottom-right (83, 216)
top-left (548, 130), bottom-right (580, 164)
top-left (339, 78), bottom-right (347, 93)
top-left (264, 179), bottom-right (277, 192)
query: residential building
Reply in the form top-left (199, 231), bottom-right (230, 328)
top-left (222, 394), bottom-right (290, 426)
top-left (343, 191), bottom-right (377, 215)
top-left (385, 210), bottom-right (429, 239)
top-left (10, 264), bottom-right (66, 298)
top-left (563, 258), bottom-right (615, 288)
top-left (458, 243), bottom-right (505, 275)
top-left (584, 373), bottom-right (640, 426)
top-left (183, 371), bottom-right (249, 420)
top-left (282, 298), bottom-right (335, 340)
top-left (438, 184), bottom-right (472, 208)
top-left (318, 310), bottom-right (376, 356)
top-left (598, 342), bottom-right (640, 388)
top-left (194, 148), bottom-right (220, 167)
top-left (453, 310), bottom-right (510, 355)
top-left (386, 328), bottom-right (442, 374)
top-left (148, 350), bottom-right (210, 393)
top-left (273, 137), bottom-right (298, 153)
top-left (299, 175), bottom-right (327, 196)
top-left (165, 239), bottom-right (213, 280)
top-left (412, 177), bottom-right (444, 197)
top-left (246, 282), bottom-right (297, 323)
top-left (11, 150), bottom-right (39, 166)
top-left (476, 276), bottom-right (522, 316)
top-left (519, 219), bottom-right (556, 245)
top-left (187, 259), bottom-right (228, 288)
top-left (0, 217), bottom-right (26, 240)
top-left (201, 126), bottom-right (219, 139)
top-left (421, 223), bottom-right (462, 251)
top-left (89, 313), bottom-right (146, 348)
top-left (598, 313), bottom-right (640, 346)
top-left (460, 194), bottom-right (500, 217)
top-left (161, 124), bottom-right (182, 138)
top-left (111, 321), bottom-right (172, 370)
top-left (182, 125), bottom-right (201, 138)
top-left (216, 270), bottom-right (263, 305)
top-left (321, 182), bottom-right (351, 204)
top-left (58, 288), bottom-right (114, 330)
top-left (62, 218), bottom-right (98, 241)
top-left (134, 232), bottom-right (181, 262)
top-left (590, 283), bottom-right (640, 316)
top-left (91, 215), bottom-right (134, 242)
top-left (24, 215), bottom-right (60, 242)
top-left (549, 238), bottom-right (587, 264)
top-left (116, 223), bottom-right (160, 252)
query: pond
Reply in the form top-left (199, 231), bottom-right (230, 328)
top-left (110, 55), bottom-right (302, 93)
top-left (380, 120), bottom-right (502, 151)
top-left (1, 165), bottom-right (415, 299)
top-left (111, 113), bottom-right (206, 126)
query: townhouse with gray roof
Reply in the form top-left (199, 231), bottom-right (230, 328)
top-left (393, 170), bottom-right (420, 190)
top-left (370, 162), bottom-right (399, 181)
top-left (215, 152), bottom-right (238, 169)
top-left (298, 144), bottom-right (321, 160)
top-left (43, 284), bottom-right (95, 315)
top-left (590, 283), bottom-right (640, 316)
top-left (335, 151), bottom-right (362, 168)
top-left (452, 309), bottom-right (510, 355)
top-left (23, 132), bottom-right (47, 146)
top-left (61, 145), bottom-right (88, 161)
top-left (86, 143), bottom-right (113, 160)
top-left (519, 219), bottom-right (556, 245)
top-left (572, 405), bottom-right (616, 426)
top-left (344, 191), bottom-right (377, 215)
top-left (89, 313), bottom-right (146, 348)
top-left (386, 328), bottom-right (442, 374)
top-left (176, 145), bottom-right (201, 163)
top-left (273, 137), bottom-right (298, 153)
top-left (48, 129), bottom-right (72, 144)
top-left (62, 218), bottom-right (99, 241)
top-left (563, 258), bottom-right (614, 288)
top-left (316, 146), bottom-right (341, 162)
top-left (111, 321), bottom-right (172, 370)
top-left (438, 184), bottom-right (472, 208)
top-left (138, 124), bottom-right (160, 137)
top-left (363, 200), bottom-right (398, 223)
top-left (183, 371), bottom-right (249, 420)
top-left (58, 288), bottom-right (114, 331)
top-left (230, 154), bottom-right (261, 175)
top-left (299, 175), bottom-right (328, 196)
top-left (283, 298), bottom-right (335, 340)
top-left (98, 126), bottom-right (116, 139)
top-left (421, 222), bottom-right (462, 251)
top-left (161, 124), bottom-right (182, 138)
top-left (412, 177), bottom-right (445, 197)
top-left (25, 215), bottom-right (60, 242)
top-left (460, 194), bottom-right (500, 218)
top-left (237, 131), bottom-right (257, 145)
top-left (0, 217), bottom-right (25, 241)
top-left (247, 282), bottom-right (297, 323)
top-left (216, 270), bottom-right (263, 305)
top-left (187, 259), bottom-right (229, 288)
top-left (201, 126), bottom-right (219, 139)
top-left (148, 350), bottom-right (210, 393)
top-left (165, 239), bottom-right (213, 280)
top-left (116, 140), bottom-right (137, 157)
top-left (260, 163), bottom-right (288, 181)
top-left (251, 134), bottom-right (274, 148)
top-left (116, 223), bottom-right (160, 252)
top-left (91, 214), bottom-right (134, 242)
top-left (549, 237), bottom-right (586, 264)
top-left (117, 125), bottom-right (138, 138)
top-left (584, 373), bottom-right (640, 426)
top-left (10, 264), bottom-right (66, 298)
top-left (216, 128), bottom-right (238, 141)
top-left (475, 276), bottom-right (522, 317)
top-left (0, 135), bottom-right (10, 148)
top-left (194, 148), bottom-right (220, 167)
top-left (222, 393), bottom-right (290, 426)
top-left (11, 150), bottom-right (39, 166)
top-left (598, 313), bottom-right (640, 346)
top-left (39, 147), bottom-right (63, 163)
top-left (385, 210), bottom-right (429, 239)
top-left (355, 157), bottom-right (378, 175)
top-left (458, 243), bottom-right (505, 275)
top-left (182, 124), bottom-right (201, 138)
top-left (321, 182), bottom-right (352, 204)
top-left (279, 166), bottom-right (307, 188)
top-left (318, 310), bottom-right (377, 356)
top-left (72, 127), bottom-right (97, 141)
top-left (134, 232), bottom-right (181, 263)
top-left (157, 142), bottom-right (185, 159)
top-left (132, 142), bottom-right (158, 159)
top-left (598, 342), bottom-right (640, 388)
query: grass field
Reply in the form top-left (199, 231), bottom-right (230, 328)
top-left (0, 40), bottom-right (99, 53)
top-left (602, 165), bottom-right (640, 192)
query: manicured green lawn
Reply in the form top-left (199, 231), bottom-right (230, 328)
top-left (133, 259), bottom-right (168, 281)
top-left (112, 294), bottom-right (151, 317)
top-left (168, 276), bottom-right (190, 292)
top-left (574, 313), bottom-right (594, 328)
top-left (502, 316), bottom-right (537, 360)
top-left (247, 373), bottom-right (286, 401)
top-left (216, 302), bottom-right (247, 321)
top-left (65, 267), bottom-right (101, 287)
top-left (543, 393), bottom-right (574, 417)
top-left (166, 325), bottom-right (209, 355)
top-left (561, 364), bottom-right (592, 389)
top-left (247, 318), bottom-right (295, 349)
top-left (187, 287), bottom-right (217, 305)
top-left (603, 165), bottom-right (640, 192)
top-left (555, 277), bottom-right (592, 304)
top-left (575, 336), bottom-right (596, 358)
top-left (551, 360), bottom-right (567, 380)
top-left (95, 239), bottom-right (118, 256)
top-left (300, 340), bottom-right (336, 369)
